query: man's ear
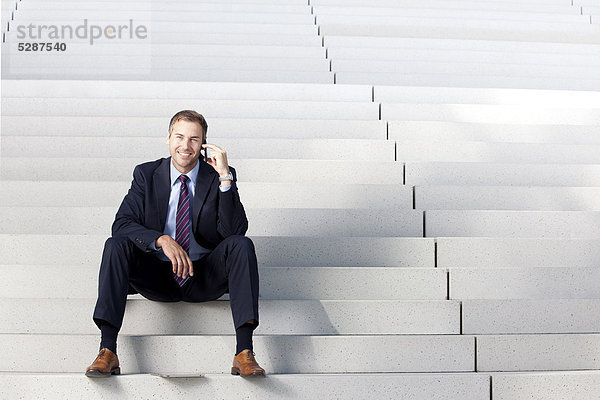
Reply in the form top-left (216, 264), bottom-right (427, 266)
top-left (165, 132), bottom-right (170, 144)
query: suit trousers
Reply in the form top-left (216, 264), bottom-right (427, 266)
top-left (92, 235), bottom-right (259, 332)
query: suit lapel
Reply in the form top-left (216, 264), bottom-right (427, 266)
top-left (154, 158), bottom-right (171, 231)
top-left (193, 161), bottom-right (215, 231)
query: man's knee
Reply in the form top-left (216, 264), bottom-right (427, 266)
top-left (103, 236), bottom-right (135, 256)
top-left (223, 235), bottom-right (255, 251)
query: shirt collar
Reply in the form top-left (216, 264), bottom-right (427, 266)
top-left (170, 159), bottom-right (199, 187)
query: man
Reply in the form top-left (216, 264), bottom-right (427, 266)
top-left (86, 110), bottom-right (264, 377)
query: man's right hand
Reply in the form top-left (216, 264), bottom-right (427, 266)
top-left (155, 235), bottom-right (194, 279)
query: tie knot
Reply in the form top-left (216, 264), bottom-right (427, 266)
top-left (178, 175), bottom-right (189, 185)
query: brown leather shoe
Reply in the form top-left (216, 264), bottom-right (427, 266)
top-left (231, 349), bottom-right (265, 377)
top-left (85, 348), bottom-right (120, 377)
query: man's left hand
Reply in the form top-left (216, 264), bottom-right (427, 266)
top-left (203, 143), bottom-right (231, 184)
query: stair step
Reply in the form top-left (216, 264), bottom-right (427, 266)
top-left (2, 70), bottom-right (335, 83)
top-left (382, 103), bottom-right (600, 125)
top-left (405, 162), bottom-right (600, 187)
top-left (17, 2), bottom-right (308, 12)
top-left (2, 137), bottom-right (393, 160)
top-left (0, 207), bottom-right (423, 236)
top-left (479, 334), bottom-right (600, 372)
top-left (416, 186), bottom-right (600, 211)
top-left (332, 46), bottom-right (600, 66)
top-left (12, 10), bottom-right (314, 24)
top-left (437, 237), bottom-right (600, 269)
top-left (450, 268), bottom-right (600, 299)
top-left (390, 122), bottom-right (600, 144)
top-left (2, 44), bottom-right (327, 58)
top-left (0, 181), bottom-right (414, 209)
top-left (1, 81), bottom-right (372, 101)
top-left (1, 117), bottom-right (385, 139)
top-left (324, 35), bottom-right (600, 53)
top-left (314, 5), bottom-right (581, 20)
top-left (321, 25), bottom-right (600, 44)
top-left (584, 6), bottom-right (600, 14)
top-left (337, 72), bottom-right (600, 91)
top-left (375, 86), bottom-right (600, 106)
top-left (1, 98), bottom-right (379, 119)
top-left (0, 372), bottom-right (491, 400)
top-left (397, 141), bottom-right (600, 164)
top-left (11, 21), bottom-right (318, 36)
top-left (0, 266), bottom-right (447, 300)
top-left (19, 0), bottom-right (307, 4)
top-left (426, 210), bottom-right (600, 238)
top-left (492, 370), bottom-right (600, 400)
top-left (1, 298), bottom-right (460, 335)
top-left (295, 0), bottom-right (576, 8)
top-left (317, 15), bottom-right (594, 31)
top-left (1, 158), bottom-right (404, 183)
top-left (333, 59), bottom-right (599, 79)
top-left (5, 31), bottom-right (322, 46)
top-left (0, 334), bottom-right (475, 373)
top-left (9, 55), bottom-right (330, 71)
top-left (0, 235), bottom-right (435, 267)
top-left (6, 371), bottom-right (599, 400)
top-left (463, 299), bottom-right (600, 334)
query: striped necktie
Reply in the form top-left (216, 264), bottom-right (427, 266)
top-left (174, 174), bottom-right (191, 286)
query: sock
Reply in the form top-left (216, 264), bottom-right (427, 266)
top-left (235, 323), bottom-right (254, 355)
top-left (100, 322), bottom-right (119, 354)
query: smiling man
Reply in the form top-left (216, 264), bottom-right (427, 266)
top-left (86, 110), bottom-right (264, 377)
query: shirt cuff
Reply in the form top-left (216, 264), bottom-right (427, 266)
top-left (219, 185), bottom-right (232, 192)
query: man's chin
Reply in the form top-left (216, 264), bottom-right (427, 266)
top-left (173, 158), bottom-right (199, 173)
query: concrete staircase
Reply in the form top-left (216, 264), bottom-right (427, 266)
top-left (2, 0), bottom-right (600, 398)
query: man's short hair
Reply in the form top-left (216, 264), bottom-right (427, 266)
top-left (168, 110), bottom-right (208, 141)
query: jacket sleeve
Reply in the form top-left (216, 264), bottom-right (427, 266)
top-left (111, 165), bottom-right (163, 252)
top-left (216, 167), bottom-right (249, 238)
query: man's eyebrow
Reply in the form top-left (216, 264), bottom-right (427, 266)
top-left (171, 132), bottom-right (201, 139)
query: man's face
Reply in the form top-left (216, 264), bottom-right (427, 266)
top-left (167, 119), bottom-right (204, 174)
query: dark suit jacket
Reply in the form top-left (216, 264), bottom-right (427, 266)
top-left (112, 157), bottom-right (248, 253)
